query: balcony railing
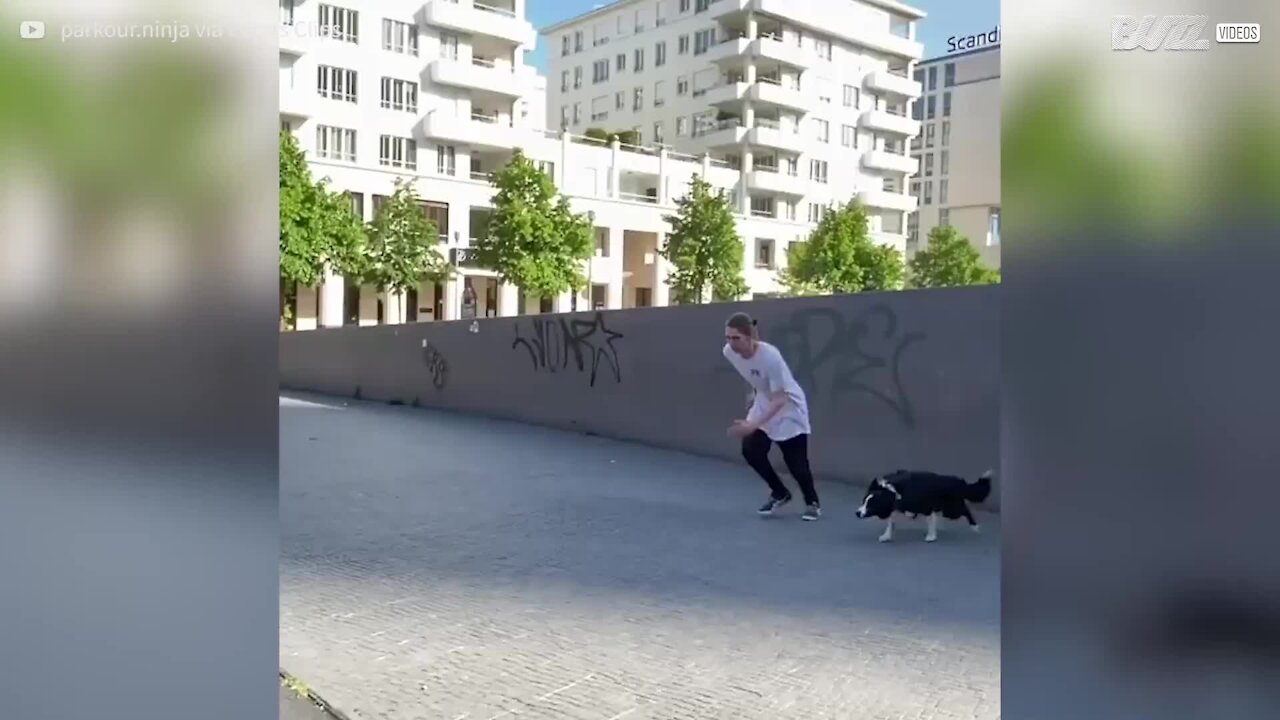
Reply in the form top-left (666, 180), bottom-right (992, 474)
top-left (470, 170), bottom-right (493, 181)
top-left (470, 112), bottom-right (509, 125)
top-left (708, 157), bottom-right (734, 168)
top-left (619, 191), bottom-right (659, 204)
top-left (473, 1), bottom-right (517, 19)
top-left (754, 118), bottom-right (780, 130)
top-left (750, 208), bottom-right (776, 218)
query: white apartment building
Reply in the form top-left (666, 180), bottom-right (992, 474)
top-left (278, 0), bottom-right (924, 330)
top-left (907, 45), bottom-right (1000, 268)
top-left (542, 0), bottom-right (926, 260)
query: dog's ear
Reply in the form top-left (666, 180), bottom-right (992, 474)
top-left (875, 478), bottom-right (902, 499)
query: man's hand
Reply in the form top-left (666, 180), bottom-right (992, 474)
top-left (728, 419), bottom-right (757, 438)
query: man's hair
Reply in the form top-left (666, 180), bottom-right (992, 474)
top-left (726, 312), bottom-right (757, 337)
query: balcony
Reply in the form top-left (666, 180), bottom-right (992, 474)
top-left (279, 22), bottom-right (310, 56)
top-left (428, 57), bottom-right (529, 98)
top-left (747, 166), bottom-right (807, 197)
top-left (691, 119), bottom-right (747, 150)
top-left (418, 111), bottom-right (530, 150)
top-left (859, 110), bottom-right (921, 137)
top-left (423, 0), bottom-right (536, 46)
top-left (865, 70), bottom-right (923, 99)
top-left (704, 37), bottom-right (752, 66)
top-left (862, 150), bottom-right (919, 174)
top-left (698, 81), bottom-right (750, 110)
top-left (279, 85), bottom-right (314, 119)
top-left (710, 0), bottom-right (924, 60)
top-left (752, 35), bottom-right (812, 69)
top-left (857, 189), bottom-right (918, 213)
top-left (746, 123), bottom-right (807, 154)
top-left (748, 78), bottom-right (808, 112)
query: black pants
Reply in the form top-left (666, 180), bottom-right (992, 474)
top-left (741, 430), bottom-right (820, 506)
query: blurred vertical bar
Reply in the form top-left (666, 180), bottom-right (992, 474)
top-left (1004, 1), bottom-right (1280, 719)
top-left (0, 2), bottom-right (278, 720)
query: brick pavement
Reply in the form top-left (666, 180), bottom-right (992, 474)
top-left (280, 393), bottom-right (999, 720)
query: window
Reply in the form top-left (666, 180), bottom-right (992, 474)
top-left (439, 33), bottom-right (458, 59)
top-left (574, 66), bottom-right (582, 89)
top-left (923, 181), bottom-right (933, 204)
top-left (655, 41), bottom-right (667, 66)
top-left (813, 118), bottom-right (829, 143)
top-left (678, 34), bottom-right (690, 54)
top-left (561, 35), bottom-right (571, 56)
top-left (436, 145), bottom-right (455, 175)
top-left (379, 135), bottom-right (416, 170)
top-left (943, 91), bottom-right (952, 117)
top-left (907, 212), bottom-right (918, 244)
top-left (281, 0), bottom-right (296, 25)
top-left (926, 95), bottom-right (936, 120)
top-left (635, 287), bottom-right (652, 307)
top-left (912, 99), bottom-right (922, 121)
top-left (591, 95), bottom-right (609, 121)
top-left (573, 102), bottom-right (582, 124)
top-left (593, 59), bottom-right (609, 83)
top-left (942, 120), bottom-right (951, 146)
top-left (914, 68), bottom-right (924, 85)
top-left (755, 239), bottom-right (775, 268)
top-left (617, 53), bottom-right (626, 71)
top-left (843, 84), bottom-right (858, 108)
top-left (574, 30), bottom-right (583, 52)
top-left (940, 150), bottom-right (949, 175)
top-left (634, 48), bottom-right (645, 71)
top-left (694, 28), bottom-right (716, 54)
top-left (633, 86), bottom-right (643, 110)
top-left (944, 63), bottom-right (956, 87)
top-left (318, 4), bottom-right (358, 43)
top-left (695, 0), bottom-right (711, 12)
top-left (939, 179), bottom-right (949, 204)
top-left (926, 123), bottom-right (935, 147)
top-left (910, 180), bottom-right (920, 197)
top-left (559, 105), bottom-right (568, 127)
top-left (653, 121), bottom-right (664, 144)
top-left (924, 153), bottom-right (934, 176)
top-left (939, 208), bottom-right (950, 226)
top-left (809, 159), bottom-right (828, 183)
top-left (677, 76), bottom-right (689, 95)
top-left (988, 208), bottom-right (1001, 246)
top-left (680, 0), bottom-right (691, 12)
top-left (615, 91), bottom-right (625, 110)
top-left (382, 19), bottom-right (417, 55)
top-left (654, 80), bottom-right (665, 106)
top-left (634, 9), bottom-right (646, 31)
top-left (808, 203), bottom-right (825, 222)
top-left (676, 116), bottom-right (688, 135)
top-left (841, 124), bottom-right (856, 147)
top-left (315, 125), bottom-right (356, 162)
top-left (317, 65), bottom-right (357, 103)
top-left (380, 77), bottom-right (417, 112)
top-left (561, 70), bottom-right (569, 92)
top-left (927, 66), bottom-right (937, 90)
top-left (815, 39), bottom-right (832, 60)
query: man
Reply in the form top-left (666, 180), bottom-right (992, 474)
top-left (722, 312), bottom-right (821, 520)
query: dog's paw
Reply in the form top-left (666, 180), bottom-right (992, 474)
top-left (924, 534), bottom-right (938, 543)
top-left (971, 525), bottom-right (982, 534)
top-left (878, 533), bottom-right (893, 543)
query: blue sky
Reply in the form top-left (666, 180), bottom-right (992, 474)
top-left (526, 0), bottom-right (999, 72)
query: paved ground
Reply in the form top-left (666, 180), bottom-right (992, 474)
top-left (280, 393), bottom-right (1000, 720)
top-left (282, 684), bottom-right (339, 720)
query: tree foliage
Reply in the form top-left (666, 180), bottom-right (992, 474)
top-left (779, 199), bottom-right (904, 295)
top-left (907, 225), bottom-right (1000, 288)
top-left (364, 177), bottom-right (451, 294)
top-left (468, 149), bottom-right (595, 300)
top-left (583, 127), bottom-right (641, 146)
top-left (660, 175), bottom-right (748, 304)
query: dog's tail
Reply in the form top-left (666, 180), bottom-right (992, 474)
top-left (964, 469), bottom-right (994, 503)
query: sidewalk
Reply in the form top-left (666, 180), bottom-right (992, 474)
top-left (280, 392), bottom-right (1000, 719)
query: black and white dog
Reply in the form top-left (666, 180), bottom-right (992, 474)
top-left (855, 469), bottom-right (993, 543)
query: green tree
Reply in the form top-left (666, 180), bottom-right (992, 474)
top-left (363, 177), bottom-right (451, 299)
top-left (469, 149), bottom-right (595, 303)
top-left (779, 199), bottom-right (904, 295)
top-left (907, 225), bottom-right (1000, 288)
top-left (279, 129), bottom-right (366, 326)
top-left (660, 175), bottom-right (748, 304)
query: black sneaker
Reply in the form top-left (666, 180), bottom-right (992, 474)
top-left (801, 504), bottom-right (821, 521)
top-left (757, 493), bottom-right (792, 516)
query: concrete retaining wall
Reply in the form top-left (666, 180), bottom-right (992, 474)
top-left (280, 286), bottom-right (1000, 508)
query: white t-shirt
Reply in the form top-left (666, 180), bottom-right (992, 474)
top-left (722, 340), bottom-right (811, 441)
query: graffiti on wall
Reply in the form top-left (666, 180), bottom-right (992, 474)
top-left (512, 312), bottom-right (624, 387)
top-left (421, 339), bottom-right (449, 390)
top-left (721, 304), bottom-right (926, 428)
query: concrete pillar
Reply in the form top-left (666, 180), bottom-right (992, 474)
top-left (358, 285), bottom-right (378, 326)
top-left (747, 11), bottom-right (757, 40)
top-left (295, 286), bottom-right (319, 331)
top-left (652, 237), bottom-right (670, 307)
top-left (657, 148), bottom-right (668, 204)
top-left (443, 276), bottom-right (461, 321)
top-left (318, 268), bottom-right (345, 327)
top-left (383, 291), bottom-right (406, 325)
top-left (498, 282), bottom-right (519, 317)
top-left (554, 289), bottom-right (575, 313)
top-left (609, 138), bottom-right (621, 198)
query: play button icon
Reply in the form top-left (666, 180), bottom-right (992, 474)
top-left (19, 20), bottom-right (46, 39)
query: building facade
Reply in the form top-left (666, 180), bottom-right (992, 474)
top-left (279, 0), bottom-right (925, 329)
top-left (907, 45), bottom-right (1000, 268)
top-left (543, 0), bottom-right (926, 253)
